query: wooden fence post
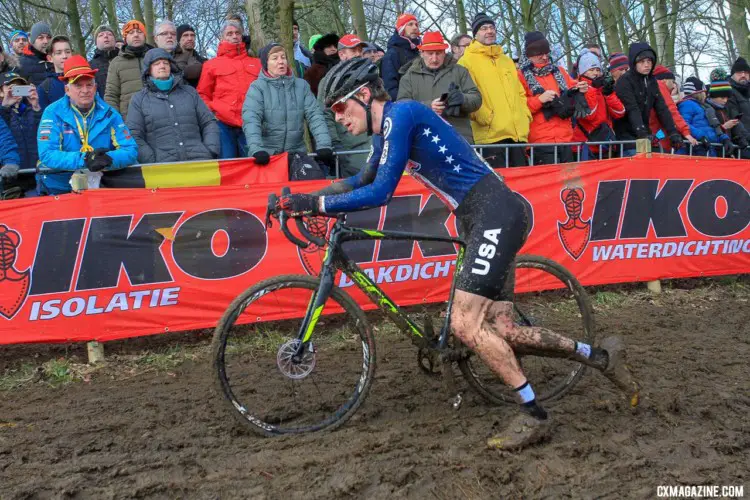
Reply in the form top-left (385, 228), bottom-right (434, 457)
top-left (87, 341), bottom-right (105, 364)
top-left (635, 138), bottom-right (662, 293)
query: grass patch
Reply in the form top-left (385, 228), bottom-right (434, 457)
top-left (0, 364), bottom-right (38, 391)
top-left (593, 290), bottom-right (628, 308)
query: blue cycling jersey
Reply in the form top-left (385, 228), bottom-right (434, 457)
top-left (320, 100), bottom-right (501, 213)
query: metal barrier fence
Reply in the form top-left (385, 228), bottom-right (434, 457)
top-left (18, 139), bottom-right (742, 179)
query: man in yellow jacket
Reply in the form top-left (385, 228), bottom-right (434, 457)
top-left (459, 13), bottom-right (532, 167)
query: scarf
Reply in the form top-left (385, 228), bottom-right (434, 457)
top-left (521, 61), bottom-right (568, 96)
top-left (313, 50), bottom-right (340, 69)
top-left (151, 76), bottom-right (174, 92)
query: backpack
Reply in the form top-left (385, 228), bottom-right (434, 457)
top-left (288, 152), bottom-right (326, 181)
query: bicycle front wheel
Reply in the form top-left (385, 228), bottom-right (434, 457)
top-left (212, 275), bottom-right (376, 436)
top-left (458, 255), bottom-right (595, 404)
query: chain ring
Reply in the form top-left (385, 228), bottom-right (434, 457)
top-left (276, 339), bottom-right (316, 380)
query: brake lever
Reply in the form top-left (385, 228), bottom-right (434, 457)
top-left (266, 193), bottom-right (278, 229)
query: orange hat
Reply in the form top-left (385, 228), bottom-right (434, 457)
top-left (417, 32), bottom-right (448, 51)
top-left (58, 55), bottom-right (98, 83)
top-left (396, 13), bottom-right (418, 35)
top-left (122, 19), bottom-right (147, 38)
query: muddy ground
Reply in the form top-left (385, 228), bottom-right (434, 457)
top-left (1, 279), bottom-right (748, 499)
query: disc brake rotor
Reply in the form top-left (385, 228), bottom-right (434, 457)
top-left (277, 339), bottom-right (316, 380)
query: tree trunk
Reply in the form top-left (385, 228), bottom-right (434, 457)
top-left (455, 0), bottom-right (468, 35)
top-left (90, 0), bottom-right (102, 32)
top-left (67, 0), bottom-right (86, 53)
top-left (245, 0), bottom-right (267, 54)
top-left (130, 0), bottom-right (145, 26)
top-left (165, 0), bottom-right (174, 20)
top-left (143, 0), bottom-right (155, 45)
top-left (260, 0), bottom-right (280, 42)
top-left (728, 0), bottom-right (750, 61)
top-left (643, 0), bottom-right (658, 54)
top-left (520, 0), bottom-right (535, 32)
top-left (279, 0), bottom-right (295, 70)
top-left (597, 0), bottom-right (621, 54)
top-left (557, 0), bottom-right (573, 70)
top-left (654, 0), bottom-right (670, 64)
top-left (105, 0), bottom-right (120, 38)
top-left (350, 0), bottom-right (368, 40)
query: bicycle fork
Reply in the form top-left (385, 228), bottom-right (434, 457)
top-left (294, 261), bottom-right (337, 360)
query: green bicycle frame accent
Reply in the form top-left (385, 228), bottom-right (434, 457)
top-left (293, 222), bottom-right (466, 354)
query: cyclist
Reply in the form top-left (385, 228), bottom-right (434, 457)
top-left (277, 58), bottom-right (640, 450)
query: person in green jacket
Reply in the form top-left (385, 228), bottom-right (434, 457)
top-left (104, 20), bottom-right (153, 121)
top-left (397, 31), bottom-right (481, 143)
top-left (316, 36), bottom-right (372, 177)
top-left (242, 43), bottom-right (332, 166)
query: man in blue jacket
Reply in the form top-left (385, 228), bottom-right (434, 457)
top-left (381, 13), bottom-right (421, 100)
top-left (0, 116), bottom-right (21, 198)
top-left (37, 55), bottom-right (137, 195)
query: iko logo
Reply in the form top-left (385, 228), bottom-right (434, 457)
top-left (557, 188), bottom-right (592, 260)
top-left (0, 224), bottom-right (31, 319)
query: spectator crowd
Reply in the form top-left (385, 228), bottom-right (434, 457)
top-left (1, 13), bottom-right (749, 198)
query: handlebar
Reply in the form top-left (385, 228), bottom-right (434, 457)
top-left (266, 187), bottom-right (329, 249)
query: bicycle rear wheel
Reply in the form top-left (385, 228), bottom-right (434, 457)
top-left (458, 255), bottom-right (595, 404)
top-left (212, 275), bottom-right (376, 436)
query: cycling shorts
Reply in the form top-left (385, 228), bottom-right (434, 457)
top-left (454, 173), bottom-right (529, 302)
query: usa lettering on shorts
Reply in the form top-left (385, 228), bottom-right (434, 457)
top-left (471, 228), bottom-right (502, 276)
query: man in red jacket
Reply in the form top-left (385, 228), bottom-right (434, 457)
top-left (197, 20), bottom-right (261, 158)
top-left (518, 31), bottom-right (589, 165)
top-left (650, 65), bottom-right (697, 151)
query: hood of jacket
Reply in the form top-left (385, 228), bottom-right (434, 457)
top-left (93, 47), bottom-right (120, 61)
top-left (217, 41), bottom-right (247, 58)
top-left (387, 30), bottom-right (420, 50)
top-left (312, 50), bottom-right (340, 69)
top-left (22, 44), bottom-right (47, 61)
top-left (141, 47), bottom-right (181, 81)
top-left (730, 77), bottom-right (750, 96)
top-left (120, 43), bottom-right (153, 59)
top-left (463, 39), bottom-right (507, 60)
top-left (627, 42), bottom-right (657, 76)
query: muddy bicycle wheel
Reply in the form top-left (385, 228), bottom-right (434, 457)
top-left (212, 275), bottom-right (376, 436)
top-left (458, 255), bottom-right (595, 404)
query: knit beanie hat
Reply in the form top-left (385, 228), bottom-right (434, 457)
top-left (682, 76), bottom-right (705, 96)
top-left (30, 22), bottom-right (51, 44)
top-left (652, 65), bottom-right (675, 80)
top-left (9, 30), bottom-right (28, 43)
top-left (577, 49), bottom-right (602, 76)
top-left (308, 34), bottom-right (323, 51)
top-left (471, 12), bottom-right (495, 37)
top-left (710, 68), bottom-right (729, 82)
top-left (123, 20), bottom-right (147, 38)
top-left (259, 42), bottom-right (285, 72)
top-left (525, 31), bottom-right (550, 57)
top-left (731, 57), bottom-right (750, 75)
top-left (634, 49), bottom-right (656, 64)
top-left (709, 78), bottom-right (732, 98)
top-left (94, 25), bottom-right (115, 40)
top-left (396, 13), bottom-right (418, 35)
top-left (176, 24), bottom-right (195, 42)
top-left (608, 52), bottom-right (628, 72)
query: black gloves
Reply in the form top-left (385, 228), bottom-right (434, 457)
top-left (602, 76), bottom-right (616, 96)
top-left (635, 126), bottom-right (650, 140)
top-left (84, 148), bottom-right (113, 172)
top-left (315, 148), bottom-right (334, 165)
top-left (737, 136), bottom-right (749, 149)
top-left (721, 137), bottom-right (735, 157)
top-left (278, 193), bottom-right (320, 217)
top-left (570, 89), bottom-right (591, 120)
top-left (590, 76), bottom-right (605, 89)
top-left (444, 83), bottom-right (465, 118)
top-left (542, 97), bottom-right (574, 120)
top-left (0, 164), bottom-right (19, 179)
top-left (700, 137), bottom-right (712, 150)
top-left (669, 134), bottom-right (684, 150)
top-left (253, 150), bottom-right (270, 165)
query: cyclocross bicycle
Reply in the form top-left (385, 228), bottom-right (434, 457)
top-left (211, 187), bottom-right (595, 436)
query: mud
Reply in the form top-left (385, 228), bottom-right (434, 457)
top-left (1, 283), bottom-right (748, 499)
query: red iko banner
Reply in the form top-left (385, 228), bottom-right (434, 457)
top-left (0, 154), bottom-right (748, 345)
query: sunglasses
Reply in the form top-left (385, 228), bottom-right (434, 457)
top-left (330, 83), bottom-right (367, 114)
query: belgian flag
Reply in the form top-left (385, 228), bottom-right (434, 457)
top-left (100, 154), bottom-right (289, 189)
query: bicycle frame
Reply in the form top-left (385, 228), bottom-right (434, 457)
top-left (292, 221), bottom-right (466, 357)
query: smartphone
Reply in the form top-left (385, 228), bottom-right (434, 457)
top-left (439, 93), bottom-right (449, 103)
top-left (12, 85), bottom-right (32, 97)
top-left (736, 113), bottom-right (743, 120)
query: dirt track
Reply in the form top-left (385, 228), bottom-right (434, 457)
top-left (1, 280), bottom-right (748, 499)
